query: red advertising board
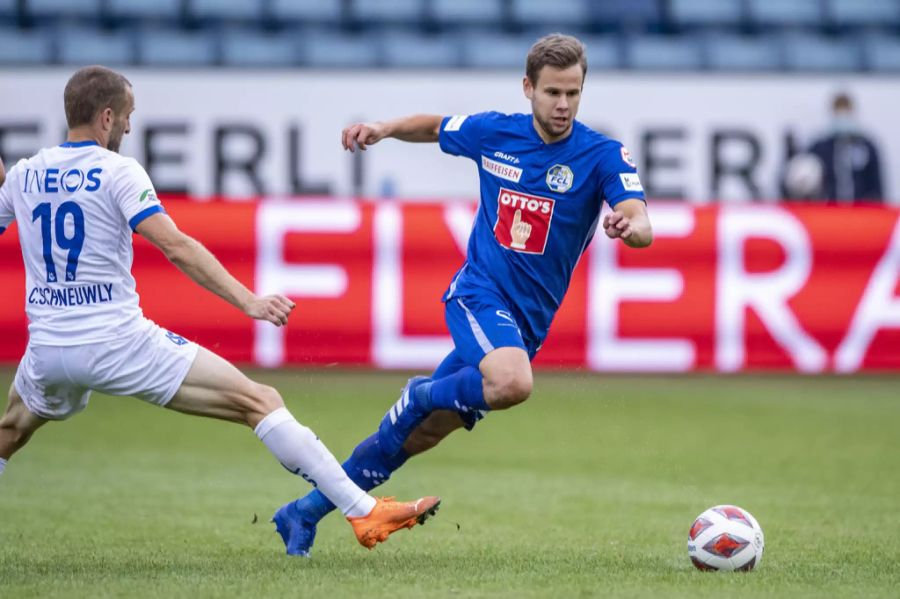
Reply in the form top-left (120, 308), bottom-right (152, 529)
top-left (2, 199), bottom-right (899, 372)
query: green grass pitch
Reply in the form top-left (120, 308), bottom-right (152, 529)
top-left (1, 369), bottom-right (898, 598)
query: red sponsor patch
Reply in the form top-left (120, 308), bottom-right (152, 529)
top-left (493, 187), bottom-right (555, 255)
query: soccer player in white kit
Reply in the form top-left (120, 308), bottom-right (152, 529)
top-left (0, 66), bottom-right (439, 555)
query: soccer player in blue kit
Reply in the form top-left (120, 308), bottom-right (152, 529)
top-left (272, 34), bottom-right (653, 556)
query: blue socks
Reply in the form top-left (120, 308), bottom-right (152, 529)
top-left (293, 365), bottom-right (488, 525)
top-left (293, 433), bottom-right (409, 521)
top-left (428, 366), bottom-right (489, 412)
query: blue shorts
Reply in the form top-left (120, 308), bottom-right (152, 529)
top-left (443, 292), bottom-right (541, 368)
top-left (437, 292), bottom-right (541, 431)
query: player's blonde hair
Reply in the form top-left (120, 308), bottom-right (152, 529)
top-left (526, 34), bottom-right (587, 85)
top-left (64, 65), bottom-right (132, 129)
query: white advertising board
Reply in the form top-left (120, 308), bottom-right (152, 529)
top-left (1, 69), bottom-right (897, 203)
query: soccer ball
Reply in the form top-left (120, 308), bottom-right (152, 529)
top-left (687, 505), bottom-right (764, 572)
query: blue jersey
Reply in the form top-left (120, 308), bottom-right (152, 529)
top-left (439, 111), bottom-right (645, 343)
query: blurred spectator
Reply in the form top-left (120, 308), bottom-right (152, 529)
top-left (785, 93), bottom-right (883, 202)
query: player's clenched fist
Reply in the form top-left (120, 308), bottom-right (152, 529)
top-left (342, 122), bottom-right (388, 152)
top-left (245, 294), bottom-right (296, 327)
top-left (603, 211), bottom-right (633, 240)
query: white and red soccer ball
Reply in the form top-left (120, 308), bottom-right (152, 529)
top-left (687, 505), bottom-right (764, 572)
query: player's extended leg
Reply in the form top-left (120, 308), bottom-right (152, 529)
top-left (272, 349), bottom-right (469, 555)
top-left (0, 384), bottom-right (49, 476)
top-left (277, 343), bottom-right (534, 555)
top-left (166, 347), bottom-right (440, 553)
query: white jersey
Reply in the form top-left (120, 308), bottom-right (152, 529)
top-left (0, 141), bottom-right (165, 345)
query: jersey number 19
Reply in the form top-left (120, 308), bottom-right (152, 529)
top-left (32, 201), bottom-right (85, 283)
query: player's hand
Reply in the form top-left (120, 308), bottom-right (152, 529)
top-left (603, 211), bottom-right (633, 241)
top-left (510, 209), bottom-right (532, 249)
top-left (342, 122), bottom-right (388, 152)
top-left (245, 294), bottom-right (295, 327)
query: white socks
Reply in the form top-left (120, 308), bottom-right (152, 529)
top-left (254, 408), bottom-right (375, 518)
top-left (0, 458), bottom-right (6, 477)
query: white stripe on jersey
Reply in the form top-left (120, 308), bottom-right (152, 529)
top-left (444, 115), bottom-right (469, 132)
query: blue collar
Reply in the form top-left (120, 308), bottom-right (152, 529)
top-left (60, 140), bottom-right (100, 148)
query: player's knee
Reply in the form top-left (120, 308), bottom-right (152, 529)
top-left (243, 383), bottom-right (284, 422)
top-left (487, 370), bottom-right (533, 409)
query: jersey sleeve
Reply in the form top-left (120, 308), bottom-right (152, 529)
top-left (597, 142), bottom-right (646, 208)
top-left (438, 112), bottom-right (493, 162)
top-left (0, 160), bottom-right (20, 235)
top-left (110, 157), bottom-right (166, 231)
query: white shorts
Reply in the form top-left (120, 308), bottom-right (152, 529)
top-left (14, 319), bottom-right (199, 420)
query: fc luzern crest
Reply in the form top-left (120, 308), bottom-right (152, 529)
top-left (546, 164), bottom-right (573, 193)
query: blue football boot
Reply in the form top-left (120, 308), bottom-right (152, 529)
top-left (272, 500), bottom-right (318, 557)
top-left (377, 376), bottom-right (433, 457)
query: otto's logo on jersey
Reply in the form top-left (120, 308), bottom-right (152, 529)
top-left (546, 164), bottom-right (573, 193)
top-left (22, 168), bottom-right (102, 194)
top-left (493, 188), bottom-right (556, 255)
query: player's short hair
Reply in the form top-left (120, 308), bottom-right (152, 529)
top-left (64, 66), bottom-right (132, 129)
top-left (526, 34), bottom-right (587, 85)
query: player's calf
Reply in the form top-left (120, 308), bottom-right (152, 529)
top-left (0, 386), bottom-right (47, 461)
top-left (403, 411), bottom-right (466, 455)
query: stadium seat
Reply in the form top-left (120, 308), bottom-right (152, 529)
top-left (348, 0), bottom-right (426, 25)
top-left (669, 0), bottom-right (745, 28)
top-left (509, 0), bottom-right (590, 29)
top-left (381, 32), bottom-right (460, 68)
top-left (186, 0), bottom-right (265, 23)
top-left (269, 0), bottom-right (344, 26)
top-left (299, 30), bottom-right (381, 67)
top-left (625, 35), bottom-right (703, 70)
top-left (107, 0), bottom-right (182, 23)
top-left (861, 33), bottom-right (900, 71)
top-left (459, 33), bottom-right (533, 68)
top-left (27, 0), bottom-right (102, 21)
top-left (220, 29), bottom-right (298, 67)
top-left (781, 32), bottom-right (863, 71)
top-left (827, 0), bottom-right (900, 27)
top-left (57, 26), bottom-right (136, 65)
top-left (0, 0), bottom-right (17, 20)
top-left (704, 33), bottom-right (782, 71)
top-left (431, 0), bottom-right (504, 28)
top-left (581, 35), bottom-right (621, 70)
top-left (136, 28), bottom-right (217, 66)
top-left (747, 0), bottom-right (824, 28)
top-left (0, 26), bottom-right (54, 64)
top-left (590, 0), bottom-right (663, 32)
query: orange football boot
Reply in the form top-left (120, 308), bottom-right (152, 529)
top-left (348, 496), bottom-right (441, 549)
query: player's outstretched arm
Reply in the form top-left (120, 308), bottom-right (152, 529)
top-left (136, 213), bottom-right (295, 326)
top-left (603, 199), bottom-right (653, 248)
top-left (342, 114), bottom-right (442, 151)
